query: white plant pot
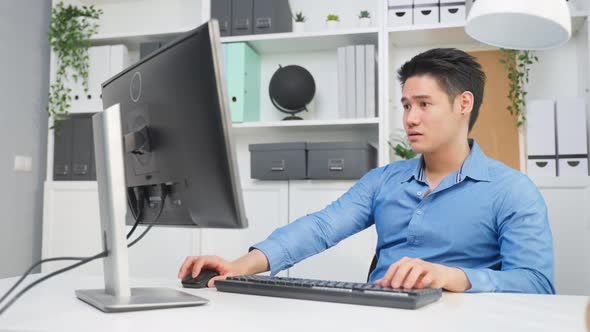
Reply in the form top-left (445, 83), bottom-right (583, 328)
top-left (358, 17), bottom-right (371, 28)
top-left (293, 22), bottom-right (305, 33)
top-left (326, 20), bottom-right (339, 30)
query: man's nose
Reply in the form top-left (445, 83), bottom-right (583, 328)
top-left (405, 108), bottom-right (420, 126)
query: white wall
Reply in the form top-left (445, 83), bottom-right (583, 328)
top-left (0, 0), bottom-right (50, 278)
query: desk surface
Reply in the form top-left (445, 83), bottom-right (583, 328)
top-left (0, 273), bottom-right (588, 332)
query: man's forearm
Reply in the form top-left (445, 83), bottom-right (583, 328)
top-left (231, 249), bottom-right (270, 276)
top-left (460, 267), bottom-right (555, 294)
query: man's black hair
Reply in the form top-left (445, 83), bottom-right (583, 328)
top-left (397, 48), bottom-right (486, 131)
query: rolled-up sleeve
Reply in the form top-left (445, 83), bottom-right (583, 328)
top-left (251, 167), bottom-right (383, 276)
top-left (463, 176), bottom-right (555, 294)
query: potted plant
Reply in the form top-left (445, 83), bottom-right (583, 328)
top-left (389, 129), bottom-right (418, 161)
top-left (499, 48), bottom-right (539, 127)
top-left (293, 11), bottom-right (306, 33)
top-left (358, 10), bottom-right (371, 27)
top-left (326, 14), bottom-right (340, 30)
top-left (48, 2), bottom-right (102, 130)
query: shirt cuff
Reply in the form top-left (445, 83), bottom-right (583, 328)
top-left (249, 239), bottom-right (290, 276)
top-left (459, 267), bottom-right (496, 293)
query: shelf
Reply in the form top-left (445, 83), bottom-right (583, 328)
top-left (90, 27), bottom-right (380, 53)
top-left (221, 28), bottom-right (379, 54)
top-left (232, 118), bottom-right (379, 133)
top-left (90, 26), bottom-right (197, 49)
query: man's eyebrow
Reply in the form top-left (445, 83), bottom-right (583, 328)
top-left (400, 95), bottom-right (432, 102)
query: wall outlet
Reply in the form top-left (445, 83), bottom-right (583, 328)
top-left (14, 155), bottom-right (32, 173)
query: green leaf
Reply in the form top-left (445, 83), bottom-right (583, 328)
top-left (48, 1), bottom-right (102, 129)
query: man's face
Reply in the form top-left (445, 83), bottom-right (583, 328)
top-left (401, 75), bottom-right (463, 154)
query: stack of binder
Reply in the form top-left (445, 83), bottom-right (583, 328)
top-left (337, 44), bottom-right (377, 119)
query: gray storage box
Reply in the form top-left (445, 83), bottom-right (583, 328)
top-left (307, 142), bottom-right (377, 179)
top-left (249, 142), bottom-right (306, 180)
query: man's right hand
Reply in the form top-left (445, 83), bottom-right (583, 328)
top-left (178, 249), bottom-right (270, 288)
top-left (178, 255), bottom-right (239, 288)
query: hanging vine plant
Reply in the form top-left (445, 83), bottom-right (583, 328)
top-left (499, 48), bottom-right (539, 127)
top-left (48, 2), bottom-right (102, 130)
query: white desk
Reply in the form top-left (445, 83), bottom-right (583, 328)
top-left (0, 273), bottom-right (587, 332)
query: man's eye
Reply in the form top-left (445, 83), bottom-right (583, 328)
top-left (421, 102), bottom-right (430, 108)
top-left (403, 104), bottom-right (411, 110)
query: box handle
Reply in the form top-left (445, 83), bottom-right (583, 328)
top-left (395, 12), bottom-right (406, 17)
top-left (535, 161), bottom-right (548, 168)
top-left (271, 160), bottom-right (285, 172)
top-left (219, 21), bottom-right (229, 32)
top-left (55, 164), bottom-right (69, 176)
top-left (255, 17), bottom-right (272, 29)
top-left (567, 161), bottom-right (580, 167)
top-left (421, 10), bottom-right (432, 16)
top-left (448, 8), bottom-right (459, 14)
top-left (235, 18), bottom-right (250, 30)
top-left (328, 159), bottom-right (344, 172)
top-left (73, 164), bottom-right (89, 175)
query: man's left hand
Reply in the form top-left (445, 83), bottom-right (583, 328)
top-left (374, 257), bottom-right (471, 292)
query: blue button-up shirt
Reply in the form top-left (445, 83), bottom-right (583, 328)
top-left (252, 140), bottom-right (555, 294)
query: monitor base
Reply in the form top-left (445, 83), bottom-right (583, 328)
top-left (76, 287), bottom-right (208, 313)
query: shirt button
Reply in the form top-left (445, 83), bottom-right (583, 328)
top-left (417, 191), bottom-right (422, 196)
top-left (416, 210), bottom-right (422, 215)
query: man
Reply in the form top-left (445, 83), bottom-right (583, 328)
top-left (178, 48), bottom-right (555, 294)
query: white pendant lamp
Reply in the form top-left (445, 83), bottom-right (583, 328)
top-left (465, 0), bottom-right (572, 50)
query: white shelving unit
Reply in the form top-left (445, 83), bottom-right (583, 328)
top-left (43, 0), bottom-right (590, 291)
top-left (233, 118), bottom-right (378, 130)
top-left (220, 28), bottom-right (379, 53)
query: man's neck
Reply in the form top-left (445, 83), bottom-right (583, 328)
top-left (423, 139), bottom-right (471, 179)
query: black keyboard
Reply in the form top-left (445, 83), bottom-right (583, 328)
top-left (214, 275), bottom-right (442, 309)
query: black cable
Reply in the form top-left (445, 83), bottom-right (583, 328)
top-left (0, 184), bottom-right (168, 316)
top-left (128, 224), bottom-right (154, 248)
top-left (0, 190), bottom-right (150, 307)
top-left (128, 184), bottom-right (167, 247)
top-left (126, 195), bottom-right (140, 239)
top-left (0, 256), bottom-right (89, 305)
top-left (0, 251), bottom-right (107, 316)
top-left (126, 187), bottom-right (145, 239)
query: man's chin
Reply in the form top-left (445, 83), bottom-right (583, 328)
top-left (409, 142), bottom-right (427, 155)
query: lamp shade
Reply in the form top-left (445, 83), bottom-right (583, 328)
top-left (465, 0), bottom-right (572, 50)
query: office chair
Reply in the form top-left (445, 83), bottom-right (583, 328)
top-left (367, 254), bottom-right (378, 282)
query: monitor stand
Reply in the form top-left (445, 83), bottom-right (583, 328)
top-left (75, 104), bottom-right (208, 312)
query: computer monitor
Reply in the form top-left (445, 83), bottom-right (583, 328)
top-left (75, 20), bottom-right (247, 312)
top-left (102, 20), bottom-right (247, 229)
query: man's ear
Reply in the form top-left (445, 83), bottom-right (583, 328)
top-left (458, 91), bottom-right (474, 116)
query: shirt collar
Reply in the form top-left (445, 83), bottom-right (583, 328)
top-left (400, 139), bottom-right (491, 183)
top-left (400, 157), bottom-right (425, 183)
top-left (460, 139), bottom-right (491, 182)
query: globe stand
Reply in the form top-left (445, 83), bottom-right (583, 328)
top-left (271, 97), bottom-right (307, 121)
top-left (282, 115), bottom-right (304, 121)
